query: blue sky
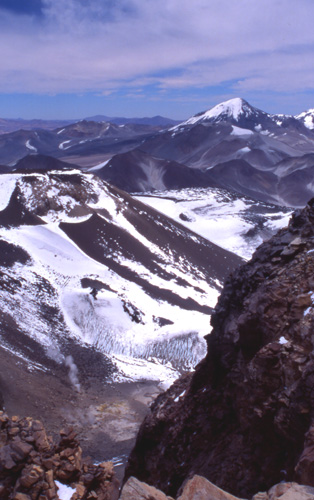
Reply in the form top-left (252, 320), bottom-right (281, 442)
top-left (0, 0), bottom-right (314, 119)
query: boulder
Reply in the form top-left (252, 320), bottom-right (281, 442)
top-left (252, 482), bottom-right (314, 499)
top-left (178, 475), bottom-right (246, 500)
top-left (120, 476), bottom-right (174, 500)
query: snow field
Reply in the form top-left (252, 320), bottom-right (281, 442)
top-left (0, 173), bottom-right (218, 385)
top-left (136, 187), bottom-right (292, 260)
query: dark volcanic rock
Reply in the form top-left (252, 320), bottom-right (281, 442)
top-left (14, 154), bottom-right (76, 172)
top-left (125, 199), bottom-right (314, 498)
top-left (96, 149), bottom-right (214, 193)
top-left (0, 240), bottom-right (30, 267)
top-left (204, 159), bottom-right (279, 204)
top-left (0, 186), bottom-right (44, 228)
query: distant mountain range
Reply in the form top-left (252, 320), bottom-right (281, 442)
top-left (1, 97), bottom-right (314, 206)
top-left (0, 120), bottom-right (164, 166)
top-left (84, 115), bottom-right (180, 126)
top-left (0, 115), bottom-right (179, 135)
top-left (0, 118), bottom-right (74, 134)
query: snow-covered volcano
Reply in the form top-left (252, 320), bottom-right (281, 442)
top-left (0, 170), bottom-right (242, 386)
top-left (121, 98), bottom-right (314, 207)
top-left (172, 98), bottom-right (267, 128)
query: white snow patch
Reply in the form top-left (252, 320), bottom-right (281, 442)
top-left (279, 336), bottom-right (288, 344)
top-left (304, 291), bottom-right (314, 316)
top-left (109, 454), bottom-right (128, 467)
top-left (59, 140), bottom-right (72, 150)
top-left (55, 481), bottom-right (76, 500)
top-left (264, 212), bottom-right (292, 232)
top-left (111, 354), bottom-right (180, 389)
top-left (57, 128), bottom-right (65, 134)
top-left (26, 140), bottom-right (37, 152)
top-left (304, 115), bottom-right (314, 129)
top-left (174, 390), bottom-right (186, 402)
top-left (231, 126), bottom-right (253, 136)
top-left (296, 109), bottom-right (314, 130)
top-left (89, 158), bottom-right (111, 171)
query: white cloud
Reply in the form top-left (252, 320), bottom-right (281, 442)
top-left (0, 0), bottom-right (314, 95)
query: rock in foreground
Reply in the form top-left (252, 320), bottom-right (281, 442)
top-left (0, 411), bottom-right (119, 500)
top-left (252, 482), bottom-right (314, 500)
top-left (120, 476), bottom-right (314, 500)
top-left (125, 199), bottom-right (314, 497)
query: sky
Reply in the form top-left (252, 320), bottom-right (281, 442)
top-left (0, 0), bottom-right (314, 120)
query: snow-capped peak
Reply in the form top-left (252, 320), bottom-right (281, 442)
top-left (295, 108), bottom-right (314, 130)
top-left (199, 97), bottom-right (250, 121)
top-left (171, 98), bottom-right (258, 130)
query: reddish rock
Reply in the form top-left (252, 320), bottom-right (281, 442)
top-left (252, 482), bottom-right (314, 499)
top-left (0, 411), bottom-right (119, 500)
top-left (177, 475), bottom-right (245, 500)
top-left (120, 476), bottom-right (173, 500)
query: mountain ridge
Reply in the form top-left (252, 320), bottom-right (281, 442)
top-left (0, 115), bottom-right (179, 135)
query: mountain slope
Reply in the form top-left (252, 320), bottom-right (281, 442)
top-left (0, 170), bottom-right (242, 385)
top-left (14, 153), bottom-right (74, 172)
top-left (94, 149), bottom-right (215, 192)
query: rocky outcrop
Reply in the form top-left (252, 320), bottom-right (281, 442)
top-left (120, 476), bottom-right (314, 500)
top-left (252, 482), bottom-right (314, 500)
top-left (0, 411), bottom-right (119, 500)
top-left (119, 476), bottom-right (174, 500)
top-left (177, 475), bottom-right (246, 500)
top-left (125, 199), bottom-right (314, 497)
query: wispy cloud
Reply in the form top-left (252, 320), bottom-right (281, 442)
top-left (0, 0), bottom-right (313, 115)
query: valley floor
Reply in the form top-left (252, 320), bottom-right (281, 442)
top-left (0, 345), bottom-right (160, 482)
